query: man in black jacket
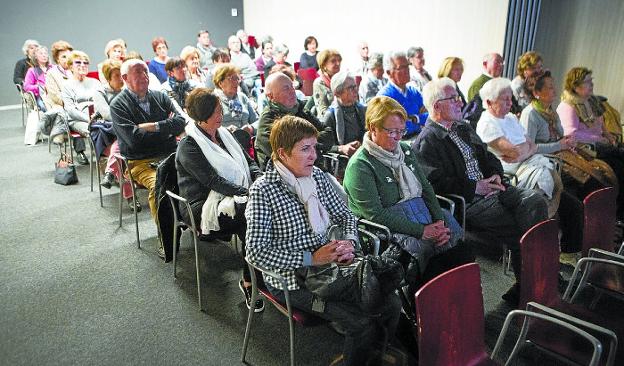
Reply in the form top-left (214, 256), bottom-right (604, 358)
top-left (111, 59), bottom-right (186, 236)
top-left (413, 78), bottom-right (548, 304)
top-left (255, 72), bottom-right (330, 170)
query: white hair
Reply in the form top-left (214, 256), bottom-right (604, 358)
top-left (22, 40), bottom-right (40, 56)
top-left (383, 50), bottom-right (406, 72)
top-left (330, 71), bottom-right (354, 94)
top-left (120, 59), bottom-right (147, 76)
top-left (479, 77), bottom-right (512, 108)
top-left (265, 72), bottom-right (290, 97)
top-left (273, 43), bottom-right (289, 56)
top-left (422, 77), bottom-right (457, 112)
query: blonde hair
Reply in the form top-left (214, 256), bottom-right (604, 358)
top-left (50, 40), bottom-right (73, 64)
top-left (365, 96), bottom-right (407, 131)
top-left (67, 50), bottom-right (90, 67)
top-left (104, 39), bottom-right (126, 58)
top-left (270, 115), bottom-right (318, 161)
top-left (101, 59), bottom-right (123, 82)
top-left (179, 46), bottom-right (200, 62)
top-left (564, 67), bottom-right (592, 94)
top-left (437, 57), bottom-right (463, 79)
top-left (316, 49), bottom-right (342, 72)
top-left (516, 51), bottom-right (542, 77)
top-left (212, 63), bottom-right (241, 87)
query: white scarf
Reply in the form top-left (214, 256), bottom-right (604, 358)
top-left (185, 122), bottom-right (251, 233)
top-left (362, 132), bottom-right (422, 201)
top-left (274, 161), bottom-right (330, 235)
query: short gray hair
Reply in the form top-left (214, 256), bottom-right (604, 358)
top-left (407, 46), bottom-right (424, 58)
top-left (367, 52), bottom-right (383, 70)
top-left (383, 50), bottom-right (406, 72)
top-left (22, 39), bottom-right (40, 56)
top-left (274, 43), bottom-right (289, 56)
top-left (422, 77), bottom-right (457, 112)
top-left (330, 71), bottom-right (354, 94)
top-left (479, 77), bottom-right (512, 108)
top-left (121, 59), bottom-right (148, 76)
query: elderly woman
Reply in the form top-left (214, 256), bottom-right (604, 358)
top-left (254, 37), bottom-right (273, 72)
top-left (299, 35), bottom-right (319, 70)
top-left (313, 49), bottom-right (342, 119)
top-left (557, 67), bottom-right (624, 217)
top-left (14, 39), bottom-right (39, 86)
top-left (477, 77), bottom-right (562, 217)
top-left (175, 88), bottom-right (263, 311)
top-left (245, 115), bottom-right (401, 366)
top-left (212, 64), bottom-right (258, 134)
top-left (179, 46), bottom-right (209, 87)
top-left (97, 39), bottom-right (126, 84)
top-left (438, 56), bottom-right (478, 121)
top-left (343, 95), bottom-right (473, 288)
top-left (228, 35), bottom-right (260, 96)
top-left (321, 71), bottom-right (366, 158)
top-left (511, 51), bottom-right (543, 109)
top-left (263, 43), bottom-right (291, 79)
top-left (23, 46), bottom-right (52, 112)
top-left (358, 52), bottom-right (388, 104)
top-left (148, 37), bottom-right (170, 83)
top-left (61, 50), bottom-right (103, 165)
top-left (161, 57), bottom-right (193, 111)
top-left (43, 40), bottom-right (74, 111)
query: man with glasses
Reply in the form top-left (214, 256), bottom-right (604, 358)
top-left (111, 59), bottom-right (186, 258)
top-left (377, 50), bottom-right (429, 138)
top-left (413, 77), bottom-right (548, 305)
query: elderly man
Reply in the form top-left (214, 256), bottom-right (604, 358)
top-left (236, 29), bottom-right (256, 59)
top-left (255, 72), bottom-right (328, 170)
top-left (467, 52), bottom-right (504, 101)
top-left (412, 77), bottom-right (548, 304)
top-left (407, 46), bottom-right (432, 92)
top-left (353, 41), bottom-right (370, 77)
top-left (111, 59), bottom-right (186, 254)
top-left (196, 30), bottom-right (216, 70)
top-left (377, 50), bottom-right (429, 138)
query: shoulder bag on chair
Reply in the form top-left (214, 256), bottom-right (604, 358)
top-left (54, 153), bottom-right (78, 185)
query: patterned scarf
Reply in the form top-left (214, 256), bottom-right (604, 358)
top-left (561, 90), bottom-right (605, 128)
top-left (214, 88), bottom-right (243, 117)
top-left (167, 77), bottom-right (193, 108)
top-left (532, 99), bottom-right (561, 141)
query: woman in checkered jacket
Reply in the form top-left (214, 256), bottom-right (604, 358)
top-left (245, 115), bottom-right (401, 366)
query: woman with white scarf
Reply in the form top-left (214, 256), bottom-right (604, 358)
top-left (343, 96), bottom-right (473, 290)
top-left (175, 88), bottom-right (264, 312)
top-left (245, 115), bottom-right (401, 366)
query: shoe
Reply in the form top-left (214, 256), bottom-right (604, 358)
top-left (76, 152), bottom-right (89, 165)
top-left (559, 252), bottom-right (581, 267)
top-left (239, 280), bottom-right (264, 313)
top-left (127, 198), bottom-right (142, 213)
top-left (157, 245), bottom-right (165, 259)
top-left (100, 172), bottom-right (115, 189)
top-left (502, 283), bottom-right (520, 306)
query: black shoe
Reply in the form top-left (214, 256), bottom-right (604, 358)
top-left (76, 152), bottom-right (89, 165)
top-left (100, 172), bottom-right (115, 189)
top-left (502, 283), bottom-right (520, 306)
top-left (239, 280), bottom-right (264, 313)
top-left (127, 198), bottom-right (142, 213)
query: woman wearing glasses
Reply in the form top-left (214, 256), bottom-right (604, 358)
top-left (60, 50), bottom-right (103, 165)
top-left (212, 64), bottom-right (258, 136)
top-left (180, 46), bottom-right (209, 88)
top-left (343, 96), bottom-right (473, 290)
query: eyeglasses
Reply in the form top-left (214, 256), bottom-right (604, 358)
top-left (437, 95), bottom-right (462, 103)
top-left (344, 84), bottom-right (358, 92)
top-left (382, 127), bottom-right (408, 137)
top-left (227, 75), bottom-right (241, 82)
top-left (73, 60), bottom-right (89, 66)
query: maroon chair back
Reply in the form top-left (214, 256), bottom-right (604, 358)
top-left (415, 263), bottom-right (493, 366)
top-left (519, 219), bottom-right (561, 309)
top-left (297, 68), bottom-right (319, 97)
top-left (86, 71), bottom-right (100, 80)
top-left (294, 61), bottom-right (300, 73)
top-left (583, 187), bottom-right (617, 256)
top-left (355, 75), bottom-right (362, 89)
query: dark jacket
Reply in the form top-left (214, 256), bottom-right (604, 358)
top-left (13, 57), bottom-right (33, 85)
top-left (320, 103), bottom-right (367, 153)
top-left (110, 89), bottom-right (186, 160)
top-left (155, 153), bottom-right (178, 262)
top-left (175, 134), bottom-right (261, 225)
top-left (412, 119), bottom-right (503, 203)
top-left (255, 100), bottom-right (330, 170)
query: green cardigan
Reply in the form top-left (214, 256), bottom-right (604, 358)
top-left (343, 142), bottom-right (444, 239)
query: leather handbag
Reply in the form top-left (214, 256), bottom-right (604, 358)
top-left (54, 153), bottom-right (78, 185)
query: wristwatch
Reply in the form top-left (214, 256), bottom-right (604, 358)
top-left (153, 122), bottom-right (160, 132)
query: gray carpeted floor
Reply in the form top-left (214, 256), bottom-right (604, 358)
top-left (0, 108), bottom-right (611, 365)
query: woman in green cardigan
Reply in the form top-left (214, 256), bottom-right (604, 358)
top-left (343, 96), bottom-right (473, 287)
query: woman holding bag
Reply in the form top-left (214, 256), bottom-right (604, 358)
top-left (175, 88), bottom-right (264, 312)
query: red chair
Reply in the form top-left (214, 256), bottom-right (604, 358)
top-left (293, 61), bottom-right (300, 73)
top-left (297, 67), bottom-right (319, 97)
top-left (415, 263), bottom-right (499, 365)
top-left (519, 219), bottom-right (621, 365)
top-left (355, 75), bottom-right (362, 89)
top-left (86, 71), bottom-right (100, 80)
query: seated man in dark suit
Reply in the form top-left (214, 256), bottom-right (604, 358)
top-left (111, 59), bottom-right (186, 256)
top-left (412, 77), bottom-right (548, 305)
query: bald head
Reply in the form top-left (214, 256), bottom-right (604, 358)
top-left (483, 52), bottom-right (504, 77)
top-left (265, 72), bottom-right (298, 109)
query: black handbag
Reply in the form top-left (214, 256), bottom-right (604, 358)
top-left (54, 153), bottom-right (78, 185)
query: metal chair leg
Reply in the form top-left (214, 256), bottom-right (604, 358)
top-left (241, 264), bottom-right (258, 362)
top-left (192, 230), bottom-right (202, 311)
top-left (117, 159), bottom-right (124, 228)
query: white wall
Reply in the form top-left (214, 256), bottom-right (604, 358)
top-left (244, 0), bottom-right (509, 94)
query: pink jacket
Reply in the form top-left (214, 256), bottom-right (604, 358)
top-left (23, 66), bottom-right (52, 97)
top-left (556, 101), bottom-right (605, 144)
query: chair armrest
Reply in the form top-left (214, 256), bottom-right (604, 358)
top-left (435, 194), bottom-right (455, 215)
top-left (358, 218), bottom-right (391, 243)
top-left (503, 171), bottom-right (518, 186)
top-left (357, 226), bottom-right (380, 256)
top-left (563, 256), bottom-right (624, 302)
top-left (246, 259), bottom-right (289, 291)
top-left (589, 248), bottom-right (624, 262)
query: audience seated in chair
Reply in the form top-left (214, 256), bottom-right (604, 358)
top-left (298, 35), bottom-right (319, 71)
top-left (161, 57), bottom-right (194, 115)
top-left (97, 39), bottom-right (126, 87)
top-left (43, 41), bottom-right (74, 111)
top-left (412, 77), bottom-right (548, 305)
top-left (227, 35), bottom-right (260, 97)
top-left (254, 37), bottom-right (273, 73)
top-left (343, 96), bottom-right (474, 292)
top-left (437, 56), bottom-right (479, 121)
top-left (13, 39), bottom-right (39, 86)
top-left (23, 46), bottom-right (53, 112)
top-left (510, 51), bottom-right (543, 110)
top-left (313, 49), bottom-right (342, 119)
top-left (212, 63), bottom-right (257, 135)
top-left (245, 116), bottom-right (402, 366)
top-left (358, 52), bottom-right (388, 104)
top-left (148, 37), bottom-right (170, 84)
top-left (176, 88), bottom-right (264, 312)
top-left (377, 50), bottom-right (428, 138)
top-left (180, 46), bottom-right (209, 88)
top-left (204, 48), bottom-right (231, 89)
top-left (110, 59), bottom-right (186, 258)
top-left (196, 29), bottom-right (217, 70)
top-left (263, 43), bottom-right (291, 80)
top-left (406, 46), bottom-right (432, 92)
top-left (61, 50), bottom-right (103, 165)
